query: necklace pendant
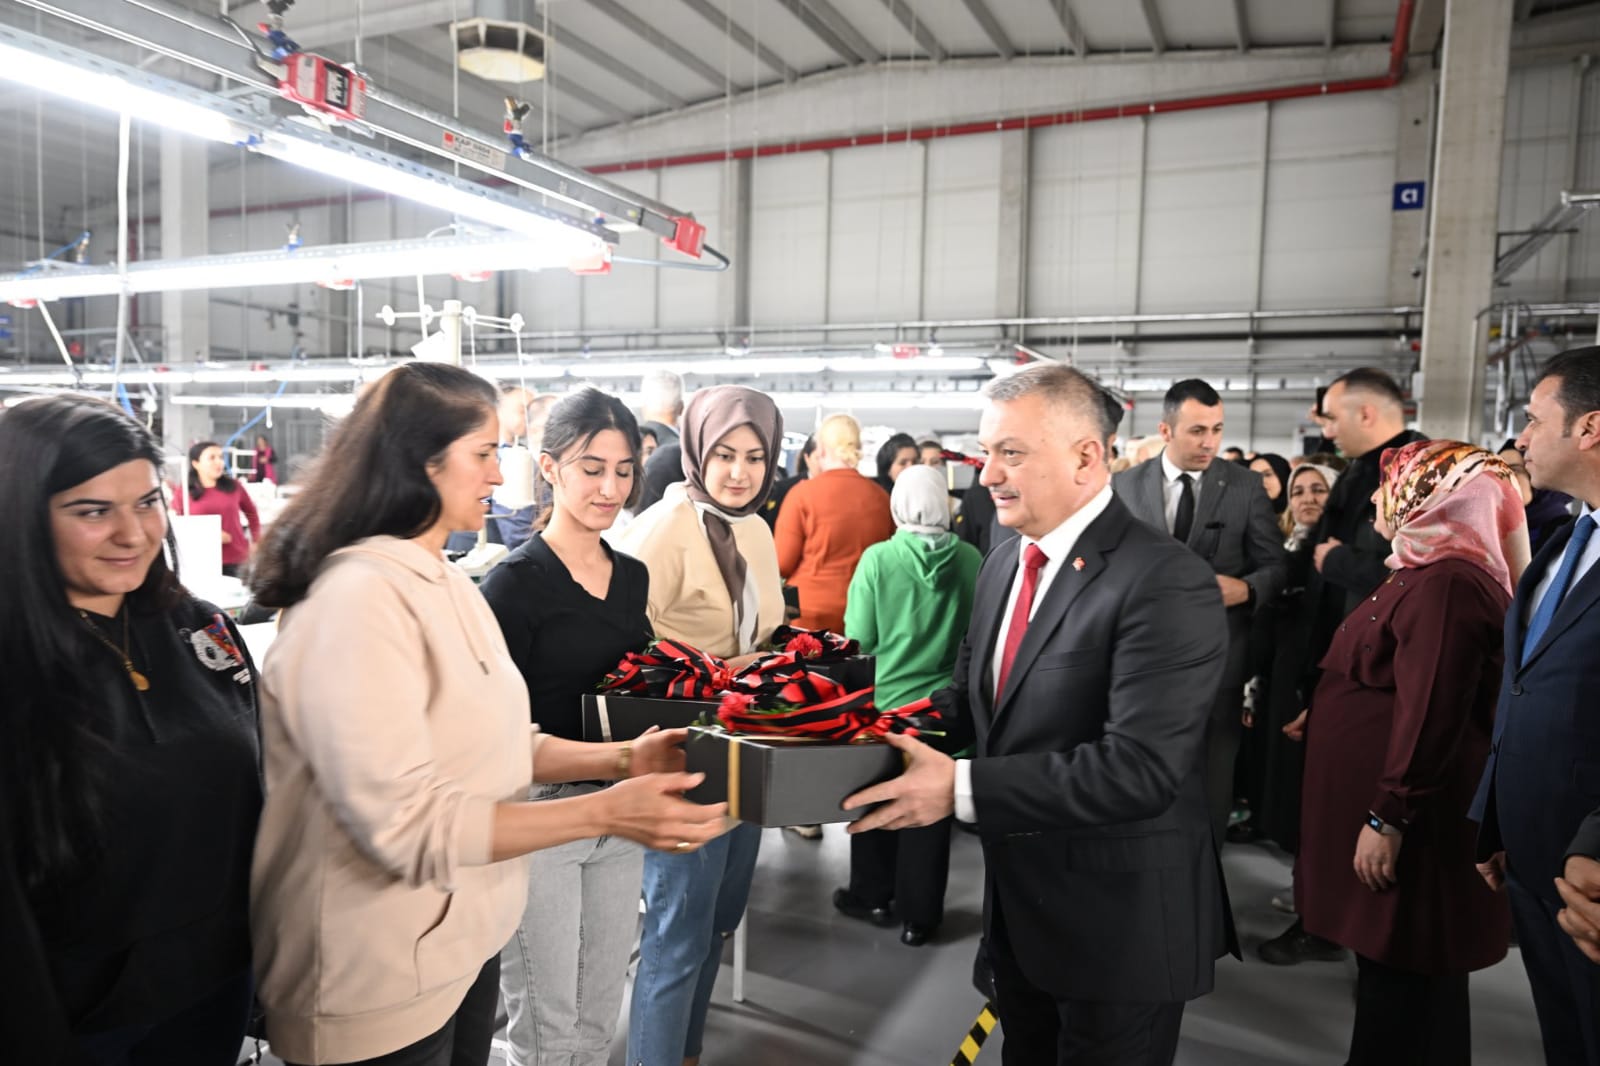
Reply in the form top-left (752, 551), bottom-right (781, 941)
top-left (128, 667), bottom-right (151, 692)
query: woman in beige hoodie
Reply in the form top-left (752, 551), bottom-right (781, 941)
top-left (247, 363), bottom-right (727, 1066)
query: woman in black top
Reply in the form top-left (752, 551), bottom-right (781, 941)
top-left (0, 395), bottom-right (261, 1065)
top-left (479, 386), bottom-right (656, 1066)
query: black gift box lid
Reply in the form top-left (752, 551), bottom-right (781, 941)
top-left (581, 693), bottom-right (717, 742)
top-left (684, 725), bottom-right (904, 827)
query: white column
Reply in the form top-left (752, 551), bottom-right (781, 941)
top-left (159, 130), bottom-right (212, 452)
top-left (1416, 0), bottom-right (1514, 442)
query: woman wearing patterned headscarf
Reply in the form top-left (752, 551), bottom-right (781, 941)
top-left (617, 384), bottom-right (785, 1066)
top-left (1295, 440), bottom-right (1530, 1066)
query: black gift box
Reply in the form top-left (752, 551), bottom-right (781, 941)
top-left (581, 694), bottom-right (718, 742)
top-left (804, 654), bottom-right (875, 693)
top-left (683, 725), bottom-right (905, 827)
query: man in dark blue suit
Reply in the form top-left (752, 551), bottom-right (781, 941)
top-left (1472, 345), bottom-right (1600, 1066)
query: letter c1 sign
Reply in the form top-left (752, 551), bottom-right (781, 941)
top-left (1393, 182), bottom-right (1426, 211)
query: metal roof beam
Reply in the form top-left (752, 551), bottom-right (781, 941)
top-left (584, 0), bottom-right (726, 88)
top-left (1231, 0), bottom-right (1249, 52)
top-left (1047, 0), bottom-right (1087, 55)
top-left (772, 0), bottom-right (876, 65)
top-left (1325, 0), bottom-right (1338, 49)
top-left (877, 0), bottom-right (948, 62)
top-left (962, 0), bottom-right (1016, 59)
top-left (543, 21), bottom-right (687, 109)
top-left (1138, 0), bottom-right (1167, 54)
top-left (1514, 0), bottom-right (1539, 20)
top-left (679, 0), bottom-right (800, 81)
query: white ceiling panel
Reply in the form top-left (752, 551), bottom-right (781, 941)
top-left (1070, 0), bottom-right (1164, 53)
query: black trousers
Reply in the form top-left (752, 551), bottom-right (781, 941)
top-left (847, 817), bottom-right (953, 926)
top-left (71, 968), bottom-right (253, 1066)
top-left (286, 955), bottom-right (500, 1066)
top-left (1509, 873), bottom-right (1600, 1066)
top-left (987, 904), bottom-right (1184, 1066)
top-left (1347, 955), bottom-right (1469, 1066)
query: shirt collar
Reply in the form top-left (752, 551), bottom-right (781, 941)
top-left (1020, 484), bottom-right (1115, 562)
top-left (1160, 450), bottom-right (1195, 485)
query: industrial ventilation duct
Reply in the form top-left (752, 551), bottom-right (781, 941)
top-left (452, 0), bottom-right (546, 84)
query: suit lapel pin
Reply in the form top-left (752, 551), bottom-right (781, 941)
top-left (1073, 557), bottom-right (1086, 571)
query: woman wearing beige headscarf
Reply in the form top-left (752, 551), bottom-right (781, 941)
top-left (617, 385), bottom-right (785, 1066)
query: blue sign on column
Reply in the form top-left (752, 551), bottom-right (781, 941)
top-left (1393, 182), bottom-right (1426, 211)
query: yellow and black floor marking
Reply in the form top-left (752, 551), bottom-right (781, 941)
top-left (949, 1000), bottom-right (998, 1065)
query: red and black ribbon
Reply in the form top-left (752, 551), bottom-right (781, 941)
top-left (717, 692), bottom-right (940, 742)
top-left (598, 639), bottom-right (733, 700)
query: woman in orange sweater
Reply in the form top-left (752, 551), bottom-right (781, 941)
top-left (774, 413), bottom-right (894, 633)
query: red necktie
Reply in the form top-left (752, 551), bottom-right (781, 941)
top-left (995, 544), bottom-right (1049, 697)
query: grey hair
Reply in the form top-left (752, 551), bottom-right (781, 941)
top-left (639, 368), bottom-right (685, 415)
top-left (983, 363), bottom-right (1116, 444)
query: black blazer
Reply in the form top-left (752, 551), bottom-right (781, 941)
top-left (938, 494), bottom-right (1232, 1003)
top-left (1472, 517), bottom-right (1600, 901)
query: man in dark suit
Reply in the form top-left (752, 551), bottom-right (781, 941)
top-left (1259, 366), bottom-right (1428, 966)
top-left (1113, 378), bottom-right (1286, 846)
top-left (1472, 345), bottom-right (1600, 1066)
top-left (845, 363), bottom-right (1231, 1065)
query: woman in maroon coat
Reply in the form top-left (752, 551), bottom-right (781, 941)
top-left (1296, 439), bottom-right (1531, 1066)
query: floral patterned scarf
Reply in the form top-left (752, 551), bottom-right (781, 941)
top-left (1377, 439), bottom-right (1531, 596)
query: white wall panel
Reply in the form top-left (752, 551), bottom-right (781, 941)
top-left (583, 170), bottom-right (659, 332)
top-left (828, 143), bottom-right (925, 322)
top-left (749, 153), bottom-right (829, 326)
top-left (1498, 64), bottom-right (1580, 300)
top-left (1140, 106), bottom-right (1263, 312)
top-left (922, 135), bottom-right (1002, 320)
top-left (1261, 93), bottom-right (1398, 309)
top-left (1027, 118), bottom-right (1143, 316)
top-left (657, 162), bottom-right (724, 330)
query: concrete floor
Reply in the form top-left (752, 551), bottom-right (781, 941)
top-left (250, 825), bottom-right (1547, 1066)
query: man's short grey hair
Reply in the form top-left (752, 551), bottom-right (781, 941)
top-left (983, 363), bottom-right (1116, 444)
top-left (639, 369), bottom-right (685, 415)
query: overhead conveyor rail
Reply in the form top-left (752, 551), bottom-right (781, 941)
top-left (13, 0), bottom-right (712, 258)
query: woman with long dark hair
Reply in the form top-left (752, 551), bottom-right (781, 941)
top-left (478, 387), bottom-right (654, 1066)
top-left (617, 385), bottom-right (785, 1066)
top-left (873, 431), bottom-right (919, 493)
top-left (247, 364), bottom-right (725, 1066)
top-left (0, 395), bottom-right (262, 1065)
top-left (177, 439), bottom-right (261, 577)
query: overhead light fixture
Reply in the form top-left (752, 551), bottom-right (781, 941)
top-left (0, 28), bottom-right (247, 144)
top-left (251, 130), bottom-right (603, 244)
top-left (0, 233), bottom-right (604, 304)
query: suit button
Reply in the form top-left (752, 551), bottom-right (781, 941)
top-left (1511, 683), bottom-right (1523, 696)
top-left (1370, 615), bottom-right (1377, 622)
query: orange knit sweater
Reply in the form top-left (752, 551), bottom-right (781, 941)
top-left (774, 468), bottom-right (895, 633)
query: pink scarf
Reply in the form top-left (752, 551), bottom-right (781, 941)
top-left (1377, 440), bottom-right (1531, 597)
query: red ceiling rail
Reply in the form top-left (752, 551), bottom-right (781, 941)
top-left (587, 0), bottom-right (1415, 176)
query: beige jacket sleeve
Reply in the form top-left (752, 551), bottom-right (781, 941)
top-left (273, 562), bottom-right (501, 890)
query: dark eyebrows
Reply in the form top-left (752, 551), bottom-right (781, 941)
top-left (58, 487), bottom-right (163, 509)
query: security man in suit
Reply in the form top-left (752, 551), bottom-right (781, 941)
top-left (1113, 378), bottom-right (1286, 846)
top-left (1472, 345), bottom-right (1600, 1066)
top-left (845, 363), bottom-right (1231, 1066)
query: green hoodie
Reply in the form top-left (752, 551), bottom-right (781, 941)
top-left (843, 530), bottom-right (983, 711)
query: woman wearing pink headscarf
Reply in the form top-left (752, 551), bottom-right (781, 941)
top-left (1296, 440), bottom-right (1531, 1066)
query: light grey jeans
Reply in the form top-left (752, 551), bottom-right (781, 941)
top-left (499, 782), bottom-right (645, 1066)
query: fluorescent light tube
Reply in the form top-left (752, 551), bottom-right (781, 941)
top-left (0, 233), bottom-right (604, 303)
top-left (0, 36), bottom-right (243, 144)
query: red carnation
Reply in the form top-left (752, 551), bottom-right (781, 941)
top-left (785, 633), bottom-right (825, 659)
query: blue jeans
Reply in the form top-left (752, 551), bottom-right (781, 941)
top-left (627, 822), bottom-right (761, 1066)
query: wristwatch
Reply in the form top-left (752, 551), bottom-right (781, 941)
top-left (1366, 812), bottom-right (1403, 837)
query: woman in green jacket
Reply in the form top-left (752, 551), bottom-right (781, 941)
top-left (836, 464), bottom-right (982, 946)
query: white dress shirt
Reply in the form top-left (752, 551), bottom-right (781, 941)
top-left (1160, 450), bottom-right (1204, 536)
top-left (1523, 503), bottom-right (1600, 626)
top-left (954, 484), bottom-right (1115, 823)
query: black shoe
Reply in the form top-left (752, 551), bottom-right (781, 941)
top-left (900, 922), bottom-right (936, 947)
top-left (1256, 919), bottom-right (1346, 965)
top-left (832, 887), bottom-right (895, 927)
